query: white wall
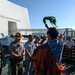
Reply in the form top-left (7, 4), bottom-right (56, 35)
top-left (0, 0), bottom-right (30, 36)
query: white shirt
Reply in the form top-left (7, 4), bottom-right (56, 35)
top-left (65, 40), bottom-right (74, 48)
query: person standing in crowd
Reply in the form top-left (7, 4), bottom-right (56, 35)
top-left (9, 32), bottom-right (25, 75)
top-left (24, 34), bottom-right (35, 75)
top-left (0, 42), bottom-right (6, 75)
top-left (58, 34), bottom-right (64, 63)
top-left (58, 34), bottom-right (64, 43)
top-left (39, 35), bottom-right (47, 44)
top-left (34, 36), bottom-right (40, 48)
top-left (31, 27), bottom-right (64, 75)
top-left (64, 36), bottom-right (74, 61)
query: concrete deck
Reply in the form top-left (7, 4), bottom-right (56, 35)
top-left (1, 57), bottom-right (75, 75)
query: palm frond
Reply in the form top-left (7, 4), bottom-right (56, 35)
top-left (43, 16), bottom-right (57, 26)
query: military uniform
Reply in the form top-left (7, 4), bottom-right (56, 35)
top-left (9, 41), bottom-right (25, 75)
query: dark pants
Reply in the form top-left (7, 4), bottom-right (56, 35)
top-left (0, 68), bottom-right (2, 75)
top-left (0, 59), bottom-right (2, 75)
top-left (67, 48), bottom-right (72, 60)
top-left (10, 59), bottom-right (23, 75)
top-left (24, 60), bottom-right (33, 75)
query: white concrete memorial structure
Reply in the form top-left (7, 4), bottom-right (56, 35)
top-left (0, 0), bottom-right (30, 36)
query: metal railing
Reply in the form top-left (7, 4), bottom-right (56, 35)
top-left (8, 28), bottom-right (75, 40)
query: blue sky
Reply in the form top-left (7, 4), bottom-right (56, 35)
top-left (9, 0), bottom-right (75, 29)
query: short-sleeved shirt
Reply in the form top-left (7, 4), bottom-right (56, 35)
top-left (9, 41), bottom-right (25, 58)
top-left (24, 41), bottom-right (35, 60)
top-left (65, 40), bottom-right (74, 48)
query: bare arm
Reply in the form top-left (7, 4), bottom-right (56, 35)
top-left (25, 50), bottom-right (31, 57)
top-left (10, 51), bottom-right (23, 59)
top-left (45, 24), bottom-right (49, 29)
